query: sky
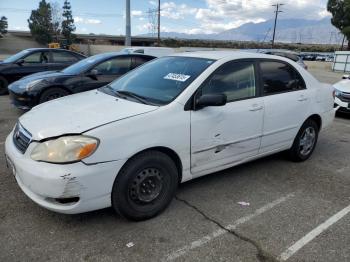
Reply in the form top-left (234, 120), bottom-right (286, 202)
top-left (0, 0), bottom-right (331, 35)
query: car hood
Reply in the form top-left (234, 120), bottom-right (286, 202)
top-left (334, 79), bottom-right (350, 93)
top-left (21, 70), bottom-right (59, 80)
top-left (19, 90), bottom-right (159, 140)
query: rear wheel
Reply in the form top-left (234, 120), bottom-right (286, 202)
top-left (0, 76), bottom-right (9, 95)
top-left (112, 151), bottom-right (178, 221)
top-left (288, 119), bottom-right (319, 162)
top-left (39, 88), bottom-right (70, 103)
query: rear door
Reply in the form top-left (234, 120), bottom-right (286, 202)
top-left (258, 60), bottom-right (310, 154)
top-left (190, 60), bottom-right (264, 176)
top-left (79, 56), bottom-right (132, 92)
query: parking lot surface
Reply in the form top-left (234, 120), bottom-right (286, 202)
top-left (0, 66), bottom-right (350, 262)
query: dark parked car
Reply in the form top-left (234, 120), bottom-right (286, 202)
top-left (8, 52), bottom-right (156, 109)
top-left (0, 48), bottom-right (86, 95)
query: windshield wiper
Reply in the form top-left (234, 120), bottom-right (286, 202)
top-left (115, 90), bottom-right (155, 105)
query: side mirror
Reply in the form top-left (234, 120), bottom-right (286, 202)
top-left (16, 59), bottom-right (24, 65)
top-left (86, 69), bottom-right (99, 79)
top-left (195, 94), bottom-right (227, 110)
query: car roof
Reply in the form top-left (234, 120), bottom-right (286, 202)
top-left (171, 50), bottom-right (289, 61)
top-left (88, 52), bottom-right (156, 59)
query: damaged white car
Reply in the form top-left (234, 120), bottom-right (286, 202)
top-left (5, 51), bottom-right (335, 220)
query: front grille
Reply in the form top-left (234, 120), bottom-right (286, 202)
top-left (13, 122), bottom-right (32, 154)
top-left (338, 92), bottom-right (350, 103)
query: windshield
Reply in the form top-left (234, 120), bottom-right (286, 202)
top-left (3, 50), bottom-right (30, 63)
top-left (62, 56), bottom-right (101, 74)
top-left (106, 56), bottom-right (215, 105)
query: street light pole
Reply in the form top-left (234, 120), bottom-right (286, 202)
top-left (125, 0), bottom-right (131, 46)
top-left (158, 0), bottom-right (160, 46)
top-left (271, 3), bottom-right (284, 48)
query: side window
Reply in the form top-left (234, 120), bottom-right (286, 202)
top-left (93, 57), bottom-right (132, 75)
top-left (201, 61), bottom-right (256, 102)
top-left (260, 61), bottom-right (305, 95)
top-left (23, 51), bottom-right (49, 64)
top-left (52, 51), bottom-right (78, 63)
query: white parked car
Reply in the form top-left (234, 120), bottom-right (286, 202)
top-left (334, 77), bottom-right (350, 113)
top-left (5, 51), bottom-right (335, 220)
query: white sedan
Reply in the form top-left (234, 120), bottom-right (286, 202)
top-left (334, 77), bottom-right (350, 113)
top-left (5, 51), bottom-right (335, 220)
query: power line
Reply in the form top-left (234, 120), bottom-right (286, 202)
top-left (271, 3), bottom-right (284, 48)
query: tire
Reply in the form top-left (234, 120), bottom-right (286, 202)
top-left (0, 76), bottom-right (9, 95)
top-left (112, 151), bottom-right (179, 221)
top-left (288, 119), bottom-right (319, 162)
top-left (39, 87), bottom-right (70, 104)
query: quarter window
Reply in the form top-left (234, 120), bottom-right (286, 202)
top-left (201, 61), bottom-right (256, 102)
top-left (260, 61), bottom-right (305, 95)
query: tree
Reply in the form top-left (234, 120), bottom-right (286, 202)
top-left (0, 16), bottom-right (8, 36)
top-left (61, 0), bottom-right (75, 45)
top-left (28, 0), bottom-right (53, 44)
top-left (51, 1), bottom-right (63, 42)
top-left (327, 0), bottom-right (350, 50)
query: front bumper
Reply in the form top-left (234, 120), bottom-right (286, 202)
top-left (5, 132), bottom-right (126, 214)
top-left (8, 89), bottom-right (38, 110)
top-left (334, 97), bottom-right (350, 113)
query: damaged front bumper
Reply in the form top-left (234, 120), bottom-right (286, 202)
top-left (5, 132), bottom-right (126, 214)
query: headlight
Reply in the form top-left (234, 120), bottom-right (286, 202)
top-left (25, 79), bottom-right (44, 91)
top-left (334, 89), bottom-right (342, 98)
top-left (31, 135), bottom-right (99, 163)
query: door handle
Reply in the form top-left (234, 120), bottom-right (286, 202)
top-left (249, 105), bottom-right (263, 112)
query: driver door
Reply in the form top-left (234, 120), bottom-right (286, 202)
top-left (190, 60), bottom-right (264, 176)
top-left (12, 51), bottom-right (50, 80)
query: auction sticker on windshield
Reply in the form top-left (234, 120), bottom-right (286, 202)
top-left (164, 73), bottom-right (191, 82)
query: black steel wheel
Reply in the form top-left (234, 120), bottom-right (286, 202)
top-left (112, 151), bottom-right (179, 221)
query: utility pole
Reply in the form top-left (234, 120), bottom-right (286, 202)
top-left (157, 0), bottom-right (160, 46)
top-left (125, 0), bottom-right (131, 46)
top-left (271, 3), bottom-right (284, 48)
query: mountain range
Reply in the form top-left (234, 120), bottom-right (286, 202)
top-left (141, 18), bottom-right (343, 45)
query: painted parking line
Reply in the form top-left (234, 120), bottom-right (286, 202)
top-left (165, 193), bottom-right (295, 261)
top-left (279, 204), bottom-right (350, 261)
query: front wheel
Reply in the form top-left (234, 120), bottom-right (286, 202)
top-left (39, 87), bottom-right (70, 104)
top-left (112, 151), bottom-right (179, 221)
top-left (0, 76), bottom-right (9, 95)
top-left (288, 119), bottom-right (319, 162)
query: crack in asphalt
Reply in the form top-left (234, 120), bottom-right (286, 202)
top-left (175, 196), bottom-right (280, 262)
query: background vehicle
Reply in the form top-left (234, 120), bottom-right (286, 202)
top-left (8, 52), bottom-right (156, 109)
top-left (5, 51), bottom-right (334, 220)
top-left (0, 48), bottom-right (86, 95)
top-left (260, 49), bottom-right (308, 70)
top-left (121, 47), bottom-right (174, 57)
top-left (316, 55), bottom-right (326, 61)
top-left (334, 78), bottom-right (350, 113)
